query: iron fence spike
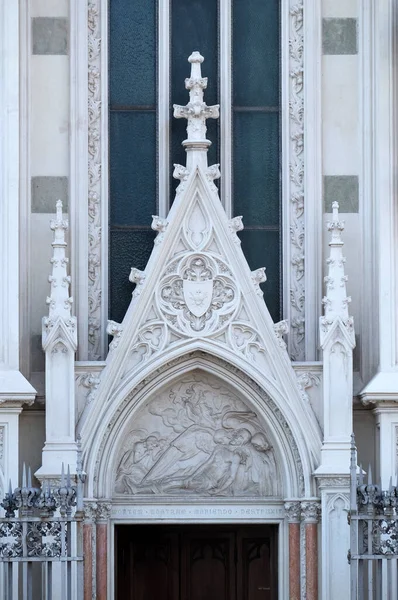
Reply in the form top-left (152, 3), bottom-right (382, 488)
top-left (368, 463), bottom-right (372, 485)
top-left (359, 464), bottom-right (363, 485)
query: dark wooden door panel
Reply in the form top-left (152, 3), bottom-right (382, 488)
top-left (237, 527), bottom-right (278, 600)
top-left (115, 524), bottom-right (278, 600)
top-left (116, 526), bottom-right (178, 600)
top-left (181, 530), bottom-right (236, 600)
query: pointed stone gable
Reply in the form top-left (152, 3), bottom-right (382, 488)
top-left (108, 167), bottom-right (277, 380)
top-left (87, 49), bottom-right (320, 464)
top-left (103, 52), bottom-right (292, 384)
top-left (80, 53), bottom-right (322, 492)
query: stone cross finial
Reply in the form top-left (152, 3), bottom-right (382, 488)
top-left (329, 201), bottom-right (344, 247)
top-left (45, 200), bottom-right (73, 322)
top-left (173, 51), bottom-right (219, 169)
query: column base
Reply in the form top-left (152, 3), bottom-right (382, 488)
top-left (314, 441), bottom-right (352, 475)
top-left (316, 477), bottom-right (350, 599)
top-left (35, 441), bottom-right (79, 481)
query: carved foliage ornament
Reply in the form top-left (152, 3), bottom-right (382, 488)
top-left (301, 501), bottom-right (321, 523)
top-left (75, 372), bottom-right (101, 406)
top-left (288, 1), bottom-right (305, 361)
top-left (296, 371), bottom-right (321, 403)
top-left (284, 501), bottom-right (301, 523)
top-left (87, 1), bottom-right (102, 360)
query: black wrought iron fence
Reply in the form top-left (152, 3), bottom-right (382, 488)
top-left (0, 463), bottom-right (85, 600)
top-left (349, 435), bottom-right (398, 599)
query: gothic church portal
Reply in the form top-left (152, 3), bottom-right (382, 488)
top-left (1, 1), bottom-right (397, 599)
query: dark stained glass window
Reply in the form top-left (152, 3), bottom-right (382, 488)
top-left (233, 0), bottom-right (281, 320)
top-left (109, 0), bottom-right (157, 323)
top-left (109, 0), bottom-right (281, 324)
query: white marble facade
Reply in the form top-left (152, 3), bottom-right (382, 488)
top-left (1, 0), bottom-right (398, 598)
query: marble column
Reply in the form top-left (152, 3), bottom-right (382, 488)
top-left (284, 501), bottom-right (301, 600)
top-left (83, 501), bottom-right (98, 600)
top-left (83, 523), bottom-right (93, 600)
top-left (96, 502), bottom-right (111, 600)
top-left (302, 501), bottom-right (321, 600)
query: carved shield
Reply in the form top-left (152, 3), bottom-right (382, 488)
top-left (183, 280), bottom-right (213, 317)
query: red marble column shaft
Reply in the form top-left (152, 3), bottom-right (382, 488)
top-left (305, 523), bottom-right (318, 600)
top-left (83, 524), bottom-right (93, 600)
top-left (96, 523), bottom-right (108, 600)
top-left (289, 522), bottom-right (301, 600)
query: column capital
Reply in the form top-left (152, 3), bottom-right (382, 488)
top-left (301, 500), bottom-right (321, 523)
top-left (83, 500), bottom-right (98, 523)
top-left (96, 500), bottom-right (112, 523)
top-left (284, 501), bottom-right (302, 523)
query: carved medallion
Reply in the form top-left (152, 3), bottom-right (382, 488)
top-left (159, 254), bottom-right (237, 335)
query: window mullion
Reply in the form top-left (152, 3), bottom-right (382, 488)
top-left (158, 0), bottom-right (170, 217)
top-left (220, 0), bottom-right (232, 217)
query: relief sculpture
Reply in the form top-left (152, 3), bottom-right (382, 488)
top-left (114, 373), bottom-right (278, 497)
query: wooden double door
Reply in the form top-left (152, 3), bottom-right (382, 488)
top-left (116, 524), bottom-right (278, 600)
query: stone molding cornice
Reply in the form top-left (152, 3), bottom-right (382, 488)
top-left (360, 372), bottom-right (398, 406)
top-left (315, 475), bottom-right (350, 489)
top-left (0, 371), bottom-right (36, 406)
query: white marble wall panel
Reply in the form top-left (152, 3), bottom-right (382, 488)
top-left (30, 56), bottom-right (69, 176)
top-left (22, 1), bottom-right (70, 379)
top-left (322, 56), bottom-right (359, 176)
top-left (323, 0), bottom-right (358, 19)
top-left (353, 408), bottom-right (375, 474)
top-left (31, 0), bottom-right (68, 18)
top-left (19, 411), bottom-right (45, 486)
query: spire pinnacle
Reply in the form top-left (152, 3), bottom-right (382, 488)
top-left (173, 51), bottom-right (219, 169)
top-left (45, 200), bottom-right (73, 321)
top-left (322, 202), bottom-right (350, 320)
top-left (320, 201), bottom-right (355, 346)
top-left (42, 200), bottom-right (76, 349)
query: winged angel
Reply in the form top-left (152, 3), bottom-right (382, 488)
top-left (115, 382), bottom-right (278, 497)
